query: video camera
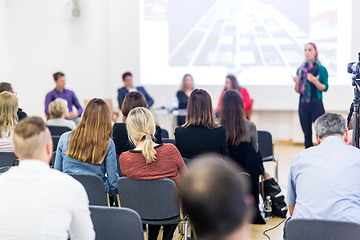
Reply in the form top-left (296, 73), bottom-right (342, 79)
top-left (348, 52), bottom-right (360, 80)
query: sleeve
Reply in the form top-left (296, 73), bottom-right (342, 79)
top-left (241, 88), bottom-right (252, 113)
top-left (68, 181), bottom-right (95, 240)
top-left (219, 126), bottom-right (228, 155)
top-left (319, 65), bottom-right (329, 92)
top-left (113, 123), bottom-right (133, 156)
top-left (174, 127), bottom-right (183, 155)
top-left (140, 87), bottom-right (154, 108)
top-left (171, 144), bottom-right (187, 172)
top-left (117, 88), bottom-right (126, 109)
top-left (45, 92), bottom-right (54, 116)
top-left (54, 134), bottom-right (66, 171)
top-left (286, 159), bottom-right (297, 206)
top-left (72, 91), bottom-right (83, 115)
top-left (104, 139), bottom-right (119, 195)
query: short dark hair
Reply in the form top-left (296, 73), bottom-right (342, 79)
top-left (121, 91), bottom-right (147, 117)
top-left (122, 72), bottom-right (132, 81)
top-left (180, 154), bottom-right (251, 240)
top-left (0, 82), bottom-right (13, 93)
top-left (53, 72), bottom-right (65, 81)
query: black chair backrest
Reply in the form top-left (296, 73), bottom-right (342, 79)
top-left (162, 138), bottom-right (175, 145)
top-left (48, 126), bottom-right (72, 136)
top-left (89, 206), bottom-right (143, 240)
top-left (68, 174), bottom-right (108, 206)
top-left (115, 154), bottom-right (123, 177)
top-left (0, 152), bottom-right (18, 168)
top-left (118, 177), bottom-right (180, 221)
top-left (161, 128), bottom-right (169, 139)
top-left (52, 136), bottom-right (61, 152)
top-left (50, 152), bottom-right (56, 168)
top-left (286, 219), bottom-right (360, 240)
top-left (257, 130), bottom-right (273, 159)
top-left (0, 166), bottom-right (12, 174)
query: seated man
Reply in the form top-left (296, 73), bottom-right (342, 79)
top-left (0, 117), bottom-right (95, 240)
top-left (45, 72), bottom-right (83, 124)
top-left (180, 154), bottom-right (251, 240)
top-left (0, 82), bottom-right (27, 121)
top-left (117, 71), bottom-right (154, 109)
top-left (286, 113), bottom-right (360, 233)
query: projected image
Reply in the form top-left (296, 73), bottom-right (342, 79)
top-left (168, 0), bottom-right (337, 77)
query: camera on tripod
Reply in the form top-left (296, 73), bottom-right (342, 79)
top-left (348, 52), bottom-right (360, 80)
top-left (348, 52), bottom-right (360, 148)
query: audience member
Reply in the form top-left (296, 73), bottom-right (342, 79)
top-left (176, 73), bottom-right (194, 126)
top-left (0, 117), bottom-right (95, 239)
top-left (0, 82), bottom-right (27, 121)
top-left (54, 98), bottom-right (119, 201)
top-left (175, 89), bottom-right (227, 158)
top-left (120, 107), bottom-right (186, 240)
top-left (47, 98), bottom-right (76, 130)
top-left (45, 72), bottom-right (83, 124)
top-left (117, 71), bottom-right (154, 109)
top-left (216, 75), bottom-right (252, 117)
top-left (285, 113), bottom-right (360, 238)
top-left (0, 92), bottom-right (18, 152)
top-left (113, 91), bottom-right (162, 156)
top-left (180, 154), bottom-right (251, 240)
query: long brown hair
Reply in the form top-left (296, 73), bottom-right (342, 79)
top-left (224, 74), bottom-right (241, 91)
top-left (219, 90), bottom-right (246, 145)
top-left (184, 89), bottom-right (218, 129)
top-left (67, 98), bottom-right (112, 164)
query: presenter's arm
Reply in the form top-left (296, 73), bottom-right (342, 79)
top-left (288, 205), bottom-right (295, 216)
top-left (44, 92), bottom-right (53, 116)
top-left (72, 92), bottom-right (83, 116)
top-left (308, 66), bottom-right (328, 92)
top-left (293, 76), bottom-right (300, 93)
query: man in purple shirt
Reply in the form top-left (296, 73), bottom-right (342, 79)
top-left (45, 72), bottom-right (83, 124)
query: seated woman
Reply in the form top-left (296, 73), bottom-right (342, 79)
top-left (216, 75), bottom-right (252, 118)
top-left (113, 91), bottom-right (162, 156)
top-left (176, 74), bottom-right (194, 126)
top-left (175, 89), bottom-right (227, 159)
top-left (219, 89), bottom-right (269, 223)
top-left (47, 98), bottom-right (76, 130)
top-left (120, 107), bottom-right (186, 240)
top-left (54, 98), bottom-right (119, 201)
top-left (0, 92), bottom-right (18, 152)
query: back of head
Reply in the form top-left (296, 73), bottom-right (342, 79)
top-left (53, 72), bottom-right (65, 81)
top-left (0, 82), bottom-right (13, 93)
top-left (121, 91), bottom-right (147, 117)
top-left (67, 98), bottom-right (111, 164)
top-left (49, 98), bottom-right (68, 119)
top-left (14, 117), bottom-right (51, 161)
top-left (180, 154), bottom-right (250, 240)
top-left (184, 89), bottom-right (218, 129)
top-left (220, 90), bottom-right (246, 145)
top-left (0, 92), bottom-right (18, 137)
top-left (314, 113), bottom-right (347, 139)
top-left (126, 107), bottom-right (156, 163)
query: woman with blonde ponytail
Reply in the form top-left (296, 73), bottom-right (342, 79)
top-left (120, 107), bottom-right (186, 240)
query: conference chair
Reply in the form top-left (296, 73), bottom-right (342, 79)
top-left (0, 166), bottom-right (12, 174)
top-left (49, 152), bottom-right (56, 168)
top-left (51, 136), bottom-right (61, 152)
top-left (47, 126), bottom-right (72, 136)
top-left (117, 177), bottom-right (190, 239)
top-left (161, 128), bottom-right (169, 139)
top-left (89, 206), bottom-right (143, 240)
top-left (68, 173), bottom-right (110, 206)
top-left (115, 154), bottom-right (123, 177)
top-left (285, 219), bottom-right (360, 240)
top-left (0, 152), bottom-right (18, 168)
top-left (162, 138), bottom-right (176, 145)
top-left (258, 130), bottom-right (278, 182)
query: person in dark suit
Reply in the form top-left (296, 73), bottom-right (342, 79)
top-left (117, 72), bottom-right (154, 109)
top-left (175, 89), bottom-right (227, 159)
top-left (176, 74), bottom-right (194, 126)
top-left (113, 91), bottom-right (162, 156)
top-left (0, 82), bottom-right (27, 121)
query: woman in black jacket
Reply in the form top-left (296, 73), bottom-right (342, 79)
top-left (176, 74), bottom-right (194, 126)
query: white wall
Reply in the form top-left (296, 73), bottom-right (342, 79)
top-left (0, 0), bottom-right (9, 82)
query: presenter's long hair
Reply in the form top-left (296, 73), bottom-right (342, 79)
top-left (0, 92), bottom-right (18, 138)
top-left (184, 89), bottom-right (218, 129)
top-left (219, 90), bottom-right (246, 145)
top-left (67, 98), bottom-right (112, 164)
top-left (126, 107), bottom-right (157, 164)
top-left (224, 74), bottom-right (241, 91)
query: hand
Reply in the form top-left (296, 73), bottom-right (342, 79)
top-left (293, 76), bottom-right (299, 84)
top-left (66, 111), bottom-right (79, 119)
top-left (263, 171), bottom-right (271, 180)
top-left (307, 73), bottom-right (319, 84)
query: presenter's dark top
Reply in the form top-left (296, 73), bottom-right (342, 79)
top-left (113, 123), bottom-right (163, 156)
top-left (44, 88), bottom-right (83, 116)
top-left (175, 125), bottom-right (227, 159)
top-left (117, 86), bottom-right (154, 109)
top-left (176, 90), bottom-right (189, 126)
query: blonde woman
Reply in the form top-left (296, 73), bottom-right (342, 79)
top-left (54, 98), bottom-right (119, 199)
top-left (0, 92), bottom-right (18, 152)
top-left (47, 98), bottom-right (76, 130)
top-left (119, 107), bottom-right (186, 240)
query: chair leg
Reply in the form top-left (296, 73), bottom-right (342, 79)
top-left (106, 192), bottom-right (110, 207)
top-left (184, 220), bottom-right (189, 240)
top-left (275, 158), bottom-right (279, 183)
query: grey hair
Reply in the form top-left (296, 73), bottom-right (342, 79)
top-left (314, 113), bottom-right (347, 139)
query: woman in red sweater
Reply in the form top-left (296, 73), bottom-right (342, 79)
top-left (216, 75), bottom-right (252, 117)
top-left (119, 107), bottom-right (186, 240)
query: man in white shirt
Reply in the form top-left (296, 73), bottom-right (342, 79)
top-left (0, 117), bottom-right (95, 240)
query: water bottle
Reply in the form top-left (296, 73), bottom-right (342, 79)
top-left (264, 196), bottom-right (272, 220)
